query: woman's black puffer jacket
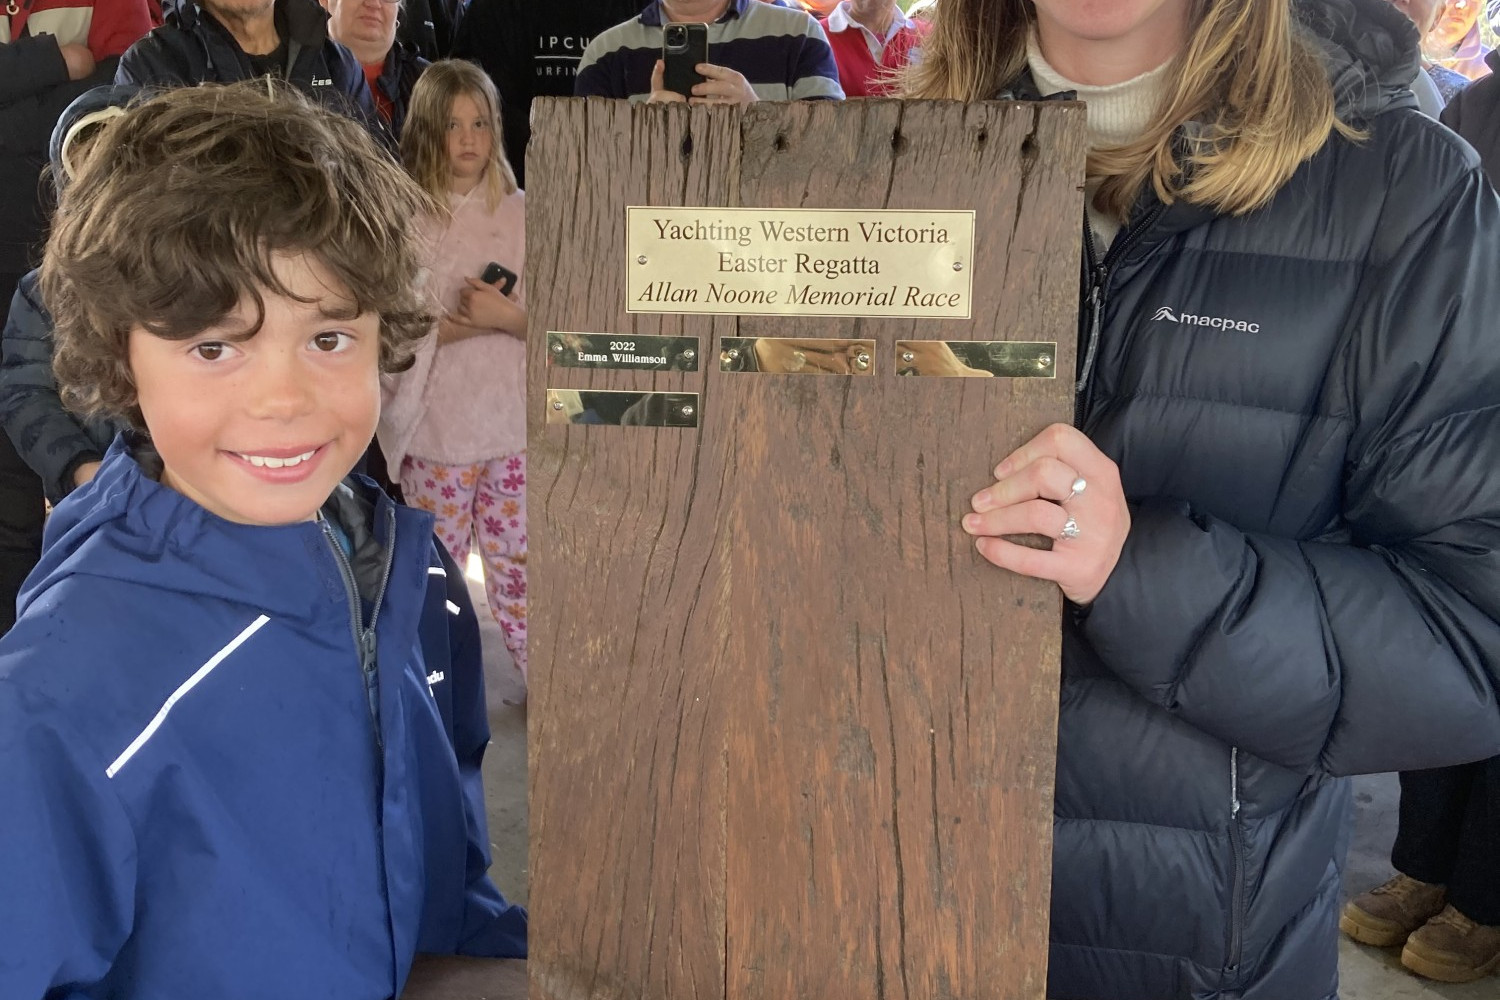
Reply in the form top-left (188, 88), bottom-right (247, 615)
top-left (1037, 1), bottom-right (1500, 997)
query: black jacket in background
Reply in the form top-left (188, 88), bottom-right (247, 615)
top-left (450, 0), bottom-right (643, 187)
top-left (0, 271), bottom-right (117, 504)
top-left (1441, 48), bottom-right (1500, 188)
top-left (115, 0), bottom-right (374, 125)
top-left (0, 43), bottom-right (121, 280)
top-left (395, 0), bottom-right (463, 61)
top-left (375, 41), bottom-right (428, 140)
top-left (1007, 0), bottom-right (1500, 996)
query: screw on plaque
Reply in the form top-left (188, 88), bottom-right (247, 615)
top-left (1038, 354), bottom-right (1053, 368)
top-left (681, 348), bottom-right (696, 362)
top-left (637, 255), bottom-right (648, 265)
top-left (953, 262), bottom-right (964, 272)
top-left (680, 405), bottom-right (695, 418)
top-left (901, 350), bottom-right (916, 363)
top-left (853, 352), bottom-right (871, 371)
top-left (551, 399), bottom-right (564, 411)
top-left (550, 342), bottom-right (564, 354)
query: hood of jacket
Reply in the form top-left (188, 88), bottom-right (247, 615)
top-left (47, 84), bottom-right (144, 184)
top-left (1296, 0), bottom-right (1421, 122)
top-left (19, 435), bottom-right (422, 629)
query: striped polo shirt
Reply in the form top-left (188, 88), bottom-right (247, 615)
top-left (574, 0), bottom-right (845, 102)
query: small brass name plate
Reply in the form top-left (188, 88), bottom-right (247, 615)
top-left (719, 337), bottom-right (876, 375)
top-left (547, 332), bottom-right (700, 371)
top-left (895, 341), bottom-right (1057, 378)
top-left (545, 389), bottom-right (699, 428)
top-left (627, 207), bottom-right (975, 319)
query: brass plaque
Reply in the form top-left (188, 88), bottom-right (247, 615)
top-left (627, 207), bottom-right (974, 319)
top-left (719, 337), bottom-right (876, 376)
top-left (895, 341), bottom-right (1057, 378)
top-left (547, 332), bottom-right (700, 372)
top-left (545, 389), bottom-right (699, 428)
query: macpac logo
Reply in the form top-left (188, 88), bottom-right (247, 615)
top-left (1152, 304), bottom-right (1260, 333)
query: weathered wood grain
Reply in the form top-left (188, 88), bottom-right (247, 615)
top-left (527, 96), bottom-right (1086, 1000)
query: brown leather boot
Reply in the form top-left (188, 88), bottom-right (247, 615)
top-left (1401, 905), bottom-right (1500, 983)
top-left (1339, 873), bottom-right (1447, 948)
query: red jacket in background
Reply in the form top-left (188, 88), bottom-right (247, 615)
top-left (819, 2), bottom-right (927, 98)
top-left (2, 0), bottom-right (156, 59)
top-left (1, 0), bottom-right (155, 280)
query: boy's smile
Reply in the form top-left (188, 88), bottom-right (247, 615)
top-left (128, 253), bottom-right (383, 526)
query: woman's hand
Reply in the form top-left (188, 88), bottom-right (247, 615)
top-left (453, 277), bottom-right (527, 338)
top-left (962, 423), bottom-right (1131, 606)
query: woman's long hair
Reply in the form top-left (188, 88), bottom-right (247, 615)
top-left (904, 0), bottom-right (1361, 220)
top-left (401, 59), bottom-right (519, 213)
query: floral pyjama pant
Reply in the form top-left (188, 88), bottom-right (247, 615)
top-left (401, 452), bottom-right (528, 679)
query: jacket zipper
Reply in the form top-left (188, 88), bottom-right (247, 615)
top-left (321, 506), bottom-right (401, 991)
top-left (320, 505), bottom-right (397, 752)
top-left (1076, 203), bottom-right (1168, 426)
top-left (1226, 746), bottom-right (1247, 979)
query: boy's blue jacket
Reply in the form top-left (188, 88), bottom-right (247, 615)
top-left (0, 439), bottom-right (527, 999)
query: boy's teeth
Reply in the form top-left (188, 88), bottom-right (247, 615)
top-left (238, 450), bottom-right (316, 469)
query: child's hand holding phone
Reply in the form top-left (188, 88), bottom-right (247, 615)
top-left (479, 261), bottom-right (518, 296)
top-left (454, 277), bottom-right (527, 338)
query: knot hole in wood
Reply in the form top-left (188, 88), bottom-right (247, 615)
top-left (891, 128), bottom-right (907, 154)
top-left (773, 132), bottom-right (789, 152)
top-left (680, 132), bottom-right (694, 160)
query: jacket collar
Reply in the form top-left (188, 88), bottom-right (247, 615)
top-left (641, 0), bottom-right (750, 28)
top-left (20, 435), bottom-right (434, 628)
top-left (376, 41), bottom-right (422, 94)
top-left (174, 0), bottom-right (331, 49)
top-left (825, 1), bottom-right (914, 40)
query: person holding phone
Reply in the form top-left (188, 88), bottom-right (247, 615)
top-left (574, 0), bottom-right (844, 104)
top-left (380, 59), bottom-right (532, 687)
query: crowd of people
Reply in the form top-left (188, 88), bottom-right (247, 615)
top-left (0, 0), bottom-right (1497, 998)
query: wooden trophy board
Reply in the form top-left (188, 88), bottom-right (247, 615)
top-left (527, 97), bottom-right (1086, 1000)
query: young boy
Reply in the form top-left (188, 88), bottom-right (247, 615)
top-left (0, 82), bottom-right (526, 998)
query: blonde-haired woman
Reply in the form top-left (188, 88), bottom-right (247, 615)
top-left (911, 0), bottom-right (1500, 996)
top-left (381, 59), bottom-right (531, 685)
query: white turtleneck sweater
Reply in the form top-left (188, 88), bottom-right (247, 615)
top-left (1026, 34), bottom-right (1171, 249)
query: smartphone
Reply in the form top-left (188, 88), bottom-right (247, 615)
top-left (662, 22), bottom-right (709, 99)
top-left (480, 261), bottom-right (518, 297)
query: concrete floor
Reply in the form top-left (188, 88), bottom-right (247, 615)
top-left (467, 567), bottom-right (1494, 998)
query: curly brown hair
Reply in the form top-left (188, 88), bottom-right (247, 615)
top-left (42, 80), bottom-right (435, 430)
